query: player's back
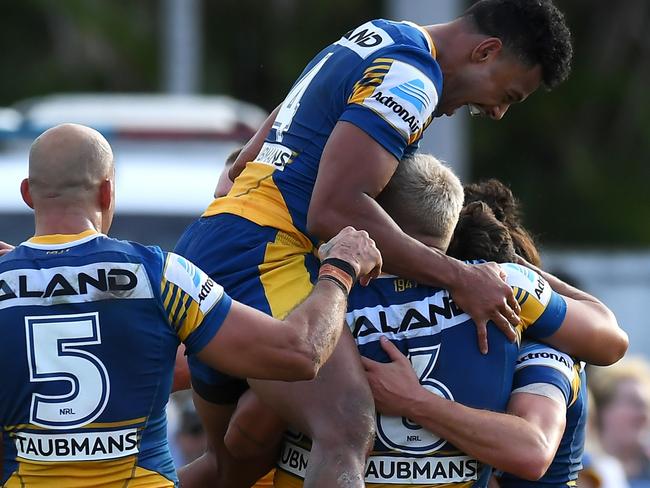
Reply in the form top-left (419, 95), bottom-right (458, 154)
top-left (0, 232), bottom-right (180, 487)
top-left (348, 275), bottom-right (518, 487)
top-left (205, 19), bottom-right (442, 243)
top-left (274, 262), bottom-right (567, 487)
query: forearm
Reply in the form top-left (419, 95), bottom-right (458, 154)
top-left (406, 389), bottom-right (553, 479)
top-left (309, 193), bottom-right (462, 288)
top-left (525, 263), bottom-right (628, 364)
top-left (284, 279), bottom-right (350, 373)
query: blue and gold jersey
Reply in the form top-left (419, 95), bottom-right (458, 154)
top-left (0, 230), bottom-right (232, 487)
top-left (275, 263), bottom-right (568, 488)
top-left (499, 341), bottom-right (587, 488)
top-left (204, 19), bottom-right (443, 245)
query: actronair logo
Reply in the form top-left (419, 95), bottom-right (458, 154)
top-left (517, 350), bottom-right (571, 368)
top-left (389, 79), bottom-right (430, 115)
top-left (370, 91), bottom-right (421, 134)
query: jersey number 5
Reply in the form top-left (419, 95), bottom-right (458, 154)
top-left (25, 312), bottom-right (110, 429)
top-left (376, 344), bottom-right (454, 454)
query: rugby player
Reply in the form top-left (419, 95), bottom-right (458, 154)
top-left (225, 158), bottom-right (626, 487)
top-left (357, 181), bottom-right (627, 487)
top-left (176, 1), bottom-right (573, 486)
top-left (0, 124), bottom-right (382, 487)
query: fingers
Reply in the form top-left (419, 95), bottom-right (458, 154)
top-left (506, 290), bottom-right (521, 317)
top-left (360, 356), bottom-right (377, 371)
top-left (490, 312), bottom-right (517, 343)
top-left (378, 336), bottom-right (407, 362)
top-left (475, 321), bottom-right (488, 355)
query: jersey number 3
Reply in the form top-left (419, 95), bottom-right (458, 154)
top-left (25, 312), bottom-right (110, 429)
top-left (376, 344), bottom-right (453, 454)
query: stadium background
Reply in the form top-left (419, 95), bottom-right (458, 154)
top-left (0, 0), bottom-right (648, 473)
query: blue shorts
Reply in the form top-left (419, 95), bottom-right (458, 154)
top-left (174, 213), bottom-right (319, 403)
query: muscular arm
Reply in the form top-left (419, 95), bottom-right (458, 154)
top-left (521, 259), bottom-right (628, 366)
top-left (363, 337), bottom-right (565, 480)
top-left (197, 279), bottom-right (347, 381)
top-left (309, 121), bottom-right (519, 351)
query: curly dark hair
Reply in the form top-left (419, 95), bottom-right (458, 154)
top-left (462, 0), bottom-right (573, 89)
top-left (447, 201), bottom-right (516, 263)
top-left (463, 179), bottom-right (541, 266)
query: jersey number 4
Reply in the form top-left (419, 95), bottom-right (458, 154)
top-left (25, 312), bottom-right (110, 429)
top-left (376, 344), bottom-right (454, 454)
top-left (272, 53), bottom-right (333, 143)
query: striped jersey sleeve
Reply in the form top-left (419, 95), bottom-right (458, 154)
top-left (160, 252), bottom-right (232, 354)
top-left (501, 263), bottom-right (568, 339)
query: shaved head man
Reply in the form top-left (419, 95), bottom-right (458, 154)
top-left (22, 123), bottom-right (115, 235)
top-left (0, 124), bottom-right (381, 487)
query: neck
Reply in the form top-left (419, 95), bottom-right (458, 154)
top-left (32, 205), bottom-right (102, 237)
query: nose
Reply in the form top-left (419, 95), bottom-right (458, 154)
top-left (488, 104), bottom-right (511, 120)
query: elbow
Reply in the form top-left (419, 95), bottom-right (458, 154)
top-left (596, 326), bottom-right (629, 366)
top-left (286, 334), bottom-right (321, 381)
top-left (306, 202), bottom-right (344, 241)
top-left (510, 450), bottom-right (554, 481)
top-left (591, 312), bottom-right (629, 366)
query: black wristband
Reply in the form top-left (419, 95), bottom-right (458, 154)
top-left (320, 258), bottom-right (357, 283)
top-left (318, 275), bottom-right (349, 297)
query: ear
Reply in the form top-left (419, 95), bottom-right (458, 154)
top-left (471, 37), bottom-right (503, 63)
top-left (20, 178), bottom-right (34, 209)
top-left (98, 178), bottom-right (113, 211)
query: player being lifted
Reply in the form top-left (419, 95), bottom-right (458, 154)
top-left (175, 1), bottom-right (573, 486)
top-left (0, 124), bottom-right (381, 487)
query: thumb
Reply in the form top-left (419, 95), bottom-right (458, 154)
top-left (379, 336), bottom-right (407, 363)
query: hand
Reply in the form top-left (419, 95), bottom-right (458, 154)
top-left (449, 262), bottom-right (520, 354)
top-left (318, 226), bottom-right (382, 286)
top-left (0, 241), bottom-right (15, 257)
top-left (360, 336), bottom-right (422, 417)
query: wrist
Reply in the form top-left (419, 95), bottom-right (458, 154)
top-left (318, 258), bottom-right (357, 296)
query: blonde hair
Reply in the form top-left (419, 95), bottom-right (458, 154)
top-left (381, 153), bottom-right (464, 247)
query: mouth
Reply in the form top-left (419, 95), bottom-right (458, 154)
top-left (467, 104), bottom-right (486, 117)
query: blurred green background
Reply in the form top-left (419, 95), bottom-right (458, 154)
top-left (2, 0), bottom-right (648, 246)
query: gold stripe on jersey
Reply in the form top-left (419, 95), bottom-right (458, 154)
top-left (26, 229), bottom-right (99, 245)
top-left (274, 469), bottom-right (474, 488)
top-left (203, 163), bottom-right (310, 246)
top-left (348, 58), bottom-right (394, 106)
top-left (259, 231), bottom-right (315, 319)
top-left (160, 278), bottom-right (209, 342)
top-left (512, 286), bottom-right (546, 331)
top-left (569, 363), bottom-right (582, 408)
top-left (4, 456), bottom-right (173, 487)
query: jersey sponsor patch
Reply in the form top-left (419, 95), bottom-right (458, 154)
top-left (335, 21), bottom-right (395, 59)
top-left (354, 60), bottom-right (437, 141)
top-left (0, 262), bottom-right (153, 310)
top-left (502, 263), bottom-right (552, 306)
top-left (516, 342), bottom-right (575, 382)
top-left (13, 428), bottom-right (138, 462)
top-left (164, 253), bottom-right (223, 315)
top-left (347, 290), bottom-right (466, 346)
top-left (278, 441), bottom-right (479, 484)
top-left (254, 142), bottom-right (296, 171)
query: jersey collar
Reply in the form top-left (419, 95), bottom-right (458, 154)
top-left (403, 21), bottom-right (437, 59)
top-left (22, 229), bottom-right (103, 249)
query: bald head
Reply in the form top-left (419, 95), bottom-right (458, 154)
top-left (28, 123), bottom-right (113, 202)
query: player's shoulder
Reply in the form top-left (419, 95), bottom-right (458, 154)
top-left (500, 262), bottom-right (551, 301)
top-left (516, 340), bottom-right (576, 378)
